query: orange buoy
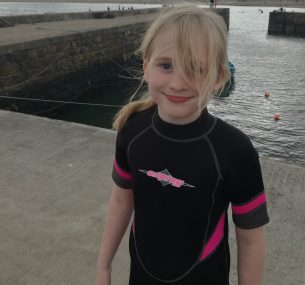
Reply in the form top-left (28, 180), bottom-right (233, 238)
top-left (264, 91), bottom-right (270, 97)
top-left (274, 113), bottom-right (280, 121)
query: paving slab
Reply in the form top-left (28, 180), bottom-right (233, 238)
top-left (0, 110), bottom-right (304, 285)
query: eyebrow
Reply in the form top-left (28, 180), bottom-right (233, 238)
top-left (153, 56), bottom-right (173, 62)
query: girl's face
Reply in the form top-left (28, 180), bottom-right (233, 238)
top-left (144, 28), bottom-right (205, 125)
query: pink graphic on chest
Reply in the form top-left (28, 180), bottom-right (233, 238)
top-left (139, 169), bottom-right (195, 189)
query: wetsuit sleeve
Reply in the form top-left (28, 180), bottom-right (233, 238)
top-left (112, 131), bottom-right (133, 189)
top-left (227, 142), bottom-right (270, 229)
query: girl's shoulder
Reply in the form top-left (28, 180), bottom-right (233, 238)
top-left (212, 115), bottom-right (257, 156)
top-left (214, 116), bottom-right (250, 141)
top-left (210, 116), bottom-right (261, 174)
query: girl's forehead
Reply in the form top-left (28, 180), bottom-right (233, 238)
top-left (150, 27), bottom-right (208, 63)
top-left (150, 28), bottom-right (176, 59)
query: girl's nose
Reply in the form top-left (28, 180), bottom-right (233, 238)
top-left (168, 71), bottom-right (188, 91)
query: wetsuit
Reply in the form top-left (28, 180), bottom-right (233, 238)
top-left (112, 106), bottom-right (269, 285)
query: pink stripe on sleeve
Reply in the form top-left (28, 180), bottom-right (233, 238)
top-left (200, 212), bottom-right (225, 261)
top-left (232, 192), bottom-right (267, 215)
top-left (114, 159), bottom-right (133, 181)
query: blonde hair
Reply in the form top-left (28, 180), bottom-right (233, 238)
top-left (113, 4), bottom-right (230, 130)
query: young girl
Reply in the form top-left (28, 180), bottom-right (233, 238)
top-left (96, 5), bottom-right (269, 285)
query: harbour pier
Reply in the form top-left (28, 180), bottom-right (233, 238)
top-left (268, 10), bottom-right (305, 36)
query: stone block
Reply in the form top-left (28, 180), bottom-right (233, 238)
top-left (285, 24), bottom-right (296, 34)
top-left (56, 59), bottom-right (70, 71)
top-left (0, 63), bottom-right (20, 76)
top-left (0, 73), bottom-right (25, 88)
top-left (56, 43), bottom-right (66, 52)
top-left (80, 47), bottom-right (89, 54)
top-left (70, 41), bottom-right (78, 49)
top-left (47, 45), bottom-right (57, 53)
top-left (295, 24), bottom-right (305, 35)
top-left (26, 49), bottom-right (38, 59)
top-left (295, 15), bottom-right (305, 25)
top-left (94, 35), bottom-right (103, 43)
top-left (269, 23), bottom-right (284, 34)
top-left (272, 12), bottom-right (285, 24)
top-left (285, 13), bottom-right (298, 24)
top-left (37, 47), bottom-right (48, 57)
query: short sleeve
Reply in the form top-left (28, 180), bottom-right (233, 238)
top-left (227, 142), bottom-right (270, 229)
top-left (112, 131), bottom-right (133, 189)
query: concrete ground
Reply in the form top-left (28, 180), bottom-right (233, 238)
top-left (0, 110), bottom-right (305, 284)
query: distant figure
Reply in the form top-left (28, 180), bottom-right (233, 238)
top-left (279, 4), bottom-right (285, 12)
top-left (210, 0), bottom-right (216, 8)
top-left (107, 6), bottom-right (110, 11)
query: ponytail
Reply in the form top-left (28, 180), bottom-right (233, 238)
top-left (112, 95), bottom-right (156, 131)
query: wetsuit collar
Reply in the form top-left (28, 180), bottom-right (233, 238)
top-left (152, 108), bottom-right (215, 141)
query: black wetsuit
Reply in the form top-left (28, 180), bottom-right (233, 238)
top-left (112, 107), bottom-right (269, 285)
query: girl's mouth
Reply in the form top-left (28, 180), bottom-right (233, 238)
top-left (165, 95), bottom-right (191, 103)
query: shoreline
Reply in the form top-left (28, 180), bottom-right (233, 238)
top-left (0, 0), bottom-right (305, 8)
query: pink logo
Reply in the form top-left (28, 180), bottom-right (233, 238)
top-left (139, 169), bottom-right (195, 189)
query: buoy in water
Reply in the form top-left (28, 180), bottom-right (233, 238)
top-left (274, 113), bottom-right (280, 121)
top-left (264, 91), bottom-right (270, 97)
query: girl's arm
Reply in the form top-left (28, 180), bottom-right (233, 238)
top-left (235, 226), bottom-right (266, 285)
top-left (95, 185), bottom-right (134, 285)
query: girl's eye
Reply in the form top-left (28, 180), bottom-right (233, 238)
top-left (159, 63), bottom-right (173, 71)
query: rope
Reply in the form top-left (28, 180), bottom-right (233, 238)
top-left (0, 95), bottom-right (123, 108)
top-left (0, 17), bottom-right (13, 27)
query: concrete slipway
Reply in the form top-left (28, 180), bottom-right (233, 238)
top-left (0, 110), bottom-right (304, 285)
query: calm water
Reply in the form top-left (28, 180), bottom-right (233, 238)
top-left (213, 6), bottom-right (305, 165)
top-left (2, 4), bottom-right (305, 164)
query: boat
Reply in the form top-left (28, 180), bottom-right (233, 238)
top-left (229, 61), bottom-right (236, 76)
top-left (218, 61), bottom-right (236, 98)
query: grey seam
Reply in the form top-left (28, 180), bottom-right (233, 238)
top-left (127, 124), bottom-right (152, 165)
top-left (204, 134), bottom-right (223, 180)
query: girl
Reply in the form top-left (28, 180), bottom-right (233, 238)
top-left (96, 5), bottom-right (269, 285)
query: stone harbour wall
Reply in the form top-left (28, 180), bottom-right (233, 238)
top-left (268, 11), bottom-right (305, 36)
top-left (0, 8), bottom-right (160, 27)
top-left (0, 23), bottom-right (148, 114)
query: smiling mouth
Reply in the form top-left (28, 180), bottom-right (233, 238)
top-left (165, 95), bottom-right (191, 103)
